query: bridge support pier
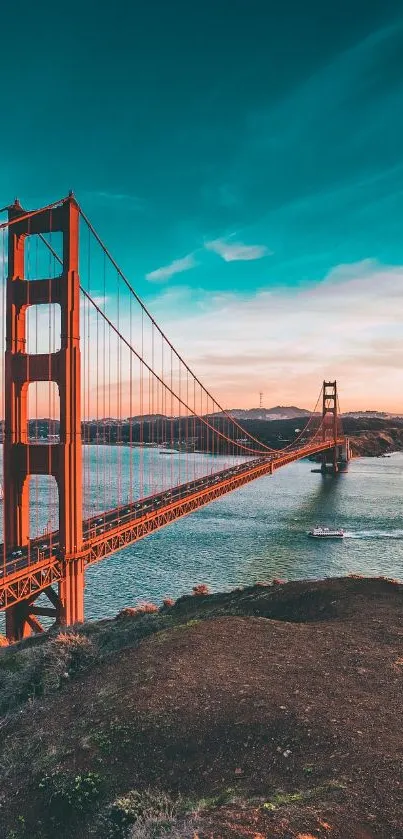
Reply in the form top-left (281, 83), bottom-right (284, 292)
top-left (321, 448), bottom-right (338, 475)
top-left (57, 559), bottom-right (85, 626)
top-left (5, 586), bottom-right (59, 640)
top-left (320, 440), bottom-right (350, 475)
top-left (5, 600), bottom-right (37, 641)
top-left (5, 567), bottom-right (85, 641)
top-left (4, 196), bottom-right (84, 643)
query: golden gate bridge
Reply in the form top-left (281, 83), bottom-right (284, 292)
top-left (0, 194), bottom-right (349, 641)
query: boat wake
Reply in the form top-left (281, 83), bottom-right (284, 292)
top-left (343, 529), bottom-right (403, 540)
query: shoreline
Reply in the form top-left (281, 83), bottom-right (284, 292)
top-left (39, 438), bottom-right (403, 458)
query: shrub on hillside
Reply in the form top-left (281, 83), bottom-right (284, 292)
top-left (0, 631), bottom-right (97, 712)
top-left (116, 603), bottom-right (159, 620)
top-left (52, 631), bottom-right (94, 660)
top-left (192, 584), bottom-right (210, 596)
top-left (42, 631), bottom-right (96, 692)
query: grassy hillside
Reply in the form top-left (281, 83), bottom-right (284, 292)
top-left (0, 577), bottom-right (402, 839)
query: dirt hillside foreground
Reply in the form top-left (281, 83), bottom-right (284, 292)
top-left (0, 576), bottom-right (402, 839)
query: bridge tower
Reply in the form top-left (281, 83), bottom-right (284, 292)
top-left (4, 196), bottom-right (83, 641)
top-left (320, 380), bottom-right (348, 474)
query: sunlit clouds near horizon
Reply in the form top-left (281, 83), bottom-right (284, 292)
top-left (146, 258), bottom-right (403, 413)
top-left (1, 1), bottom-right (403, 414)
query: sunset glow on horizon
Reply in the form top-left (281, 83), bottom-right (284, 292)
top-left (1, 2), bottom-right (403, 415)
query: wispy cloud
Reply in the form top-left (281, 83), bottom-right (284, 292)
top-left (146, 253), bottom-right (197, 283)
top-left (205, 238), bottom-right (271, 261)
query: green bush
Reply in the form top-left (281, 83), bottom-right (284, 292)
top-left (43, 632), bottom-right (96, 686)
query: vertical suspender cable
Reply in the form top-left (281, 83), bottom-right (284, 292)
top-left (103, 250), bottom-right (107, 523)
top-left (129, 290), bottom-right (133, 502)
top-left (26, 226), bottom-right (31, 563)
top-left (1, 228), bottom-right (5, 571)
top-left (33, 236), bottom-right (39, 536)
top-left (47, 215), bottom-right (52, 551)
top-left (170, 350), bottom-right (174, 486)
top-left (140, 309), bottom-right (144, 498)
top-left (87, 229), bottom-right (92, 516)
top-left (117, 269), bottom-right (121, 510)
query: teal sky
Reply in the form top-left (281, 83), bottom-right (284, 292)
top-left (2, 0), bottom-right (403, 409)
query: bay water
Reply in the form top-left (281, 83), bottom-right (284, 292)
top-left (1, 446), bottom-right (402, 623)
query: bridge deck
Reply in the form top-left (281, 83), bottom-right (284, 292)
top-left (0, 438), bottom-right (345, 611)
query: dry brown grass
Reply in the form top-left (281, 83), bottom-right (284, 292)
top-left (129, 817), bottom-right (198, 838)
top-left (54, 631), bottom-right (92, 647)
top-left (117, 603), bottom-right (159, 619)
top-left (192, 584), bottom-right (210, 596)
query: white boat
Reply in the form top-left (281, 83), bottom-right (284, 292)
top-left (308, 526), bottom-right (344, 539)
top-left (0, 484), bottom-right (3, 502)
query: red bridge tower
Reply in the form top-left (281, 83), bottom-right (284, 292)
top-left (321, 380), bottom-right (349, 473)
top-left (4, 196), bottom-right (83, 641)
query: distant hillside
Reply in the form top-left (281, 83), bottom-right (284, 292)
top-left (343, 410), bottom-right (403, 419)
top-left (216, 407), bottom-right (403, 421)
top-left (211, 406), bottom-right (311, 420)
top-left (127, 414), bottom-right (166, 424)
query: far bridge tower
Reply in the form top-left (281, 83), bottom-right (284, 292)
top-left (321, 380), bottom-right (350, 474)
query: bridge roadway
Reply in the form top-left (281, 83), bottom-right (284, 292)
top-left (0, 438), bottom-right (344, 611)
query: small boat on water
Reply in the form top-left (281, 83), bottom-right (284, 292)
top-left (308, 526), bottom-right (344, 539)
top-left (0, 484), bottom-right (3, 502)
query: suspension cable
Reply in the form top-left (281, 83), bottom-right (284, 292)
top-left (77, 205), bottom-right (282, 453)
top-left (38, 207), bottom-right (328, 457)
